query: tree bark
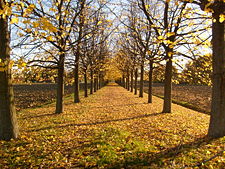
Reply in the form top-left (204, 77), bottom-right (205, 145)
top-left (73, 3), bottom-right (85, 103)
top-left (0, 6), bottom-right (19, 140)
top-left (131, 68), bottom-right (134, 92)
top-left (55, 53), bottom-right (65, 114)
top-left (94, 77), bottom-right (97, 92)
top-left (96, 74), bottom-right (99, 90)
top-left (125, 77), bottom-right (128, 89)
top-left (74, 55), bottom-right (80, 103)
top-left (139, 61), bottom-right (144, 98)
top-left (208, 6), bottom-right (225, 138)
top-left (90, 69), bottom-right (93, 94)
top-left (162, 58), bottom-right (172, 113)
top-left (127, 69), bottom-right (130, 91)
top-left (134, 68), bottom-right (138, 95)
top-left (122, 74), bottom-right (125, 88)
top-left (148, 60), bottom-right (153, 103)
top-left (84, 69), bottom-right (88, 97)
top-left (98, 73), bottom-right (101, 89)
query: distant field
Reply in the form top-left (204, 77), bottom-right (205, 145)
top-left (144, 83), bottom-right (211, 114)
top-left (13, 83), bottom-right (212, 114)
top-left (13, 84), bottom-right (74, 111)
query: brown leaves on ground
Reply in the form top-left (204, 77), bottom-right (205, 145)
top-left (0, 83), bottom-right (225, 168)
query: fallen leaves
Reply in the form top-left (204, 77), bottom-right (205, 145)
top-left (0, 83), bottom-right (225, 168)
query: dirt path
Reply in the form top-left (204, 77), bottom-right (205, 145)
top-left (1, 83), bottom-right (213, 168)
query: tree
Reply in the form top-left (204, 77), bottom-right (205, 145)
top-left (197, 0), bottom-right (225, 138)
top-left (104, 57), bottom-right (122, 81)
top-left (182, 0), bottom-right (225, 138)
top-left (139, 0), bottom-right (188, 112)
top-left (0, 0), bottom-right (19, 140)
top-left (15, 0), bottom-right (89, 113)
top-left (73, 0), bottom-right (86, 103)
top-left (138, 0), bottom-right (210, 112)
top-left (208, 1), bottom-right (225, 137)
top-left (181, 53), bottom-right (212, 85)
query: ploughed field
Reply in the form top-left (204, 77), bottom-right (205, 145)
top-left (13, 84), bottom-right (74, 111)
top-left (144, 83), bottom-right (211, 114)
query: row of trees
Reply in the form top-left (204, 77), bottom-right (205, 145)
top-left (116, 54), bottom-right (212, 86)
top-left (0, 0), bottom-right (112, 140)
top-left (114, 0), bottom-right (225, 138)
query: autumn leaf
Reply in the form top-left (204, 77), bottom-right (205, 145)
top-left (10, 17), bottom-right (19, 24)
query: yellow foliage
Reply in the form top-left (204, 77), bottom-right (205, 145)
top-left (219, 14), bottom-right (225, 23)
top-left (0, 5), bottom-right (12, 18)
top-left (166, 32), bottom-right (175, 37)
top-left (46, 36), bottom-right (54, 41)
top-left (23, 4), bottom-right (36, 16)
top-left (32, 22), bottom-right (40, 28)
top-left (10, 17), bottom-right (19, 24)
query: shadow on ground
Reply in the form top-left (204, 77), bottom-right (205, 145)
top-left (107, 136), bottom-right (210, 168)
top-left (27, 112), bottom-right (163, 132)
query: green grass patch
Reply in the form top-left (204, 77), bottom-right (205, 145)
top-left (78, 127), bottom-right (156, 168)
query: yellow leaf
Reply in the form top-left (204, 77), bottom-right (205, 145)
top-left (219, 14), bottom-right (225, 23)
top-left (46, 36), bottom-right (53, 41)
top-left (22, 62), bottom-right (27, 67)
top-left (158, 36), bottom-right (164, 40)
top-left (26, 28), bottom-right (32, 33)
top-left (32, 22), bottom-right (39, 28)
top-left (0, 67), bottom-right (6, 72)
top-left (97, 21), bottom-right (102, 25)
top-left (10, 17), bottom-right (19, 24)
top-left (23, 19), bottom-right (31, 24)
top-left (168, 51), bottom-right (173, 57)
top-left (166, 32), bottom-right (175, 37)
top-left (145, 5), bottom-right (150, 10)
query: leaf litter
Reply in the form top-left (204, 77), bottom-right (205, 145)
top-left (0, 83), bottom-right (225, 168)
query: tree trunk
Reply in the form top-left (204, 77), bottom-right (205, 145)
top-left (96, 75), bottom-right (99, 90)
top-left (122, 74), bottom-right (125, 88)
top-left (148, 60), bottom-right (153, 103)
top-left (98, 73), bottom-right (101, 89)
top-left (162, 58), bottom-right (172, 113)
top-left (139, 61), bottom-right (144, 98)
top-left (208, 7), bottom-right (225, 138)
top-left (127, 70), bottom-right (130, 91)
top-left (125, 77), bottom-right (128, 89)
top-left (84, 70), bottom-right (88, 97)
top-left (55, 53), bottom-right (65, 114)
top-left (90, 69), bottom-right (93, 94)
top-left (0, 7), bottom-right (19, 140)
top-left (100, 76), bottom-right (102, 88)
top-left (74, 55), bottom-right (80, 103)
top-left (94, 77), bottom-right (97, 92)
top-left (131, 68), bottom-right (134, 92)
top-left (134, 68), bottom-right (138, 95)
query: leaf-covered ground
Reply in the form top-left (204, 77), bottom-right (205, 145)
top-left (1, 83), bottom-right (225, 168)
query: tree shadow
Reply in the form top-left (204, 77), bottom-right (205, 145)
top-left (27, 112), bottom-right (163, 132)
top-left (88, 102), bottom-right (149, 109)
top-left (20, 113), bottom-right (56, 120)
top-left (106, 84), bottom-right (121, 87)
top-left (110, 136), bottom-right (212, 168)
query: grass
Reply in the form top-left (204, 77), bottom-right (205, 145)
top-left (78, 127), bottom-right (151, 168)
top-left (0, 83), bottom-right (225, 168)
